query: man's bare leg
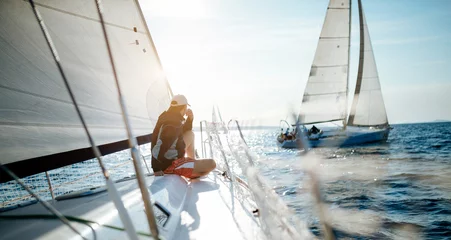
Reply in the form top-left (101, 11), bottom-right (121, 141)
top-left (191, 159), bottom-right (216, 178)
top-left (183, 130), bottom-right (195, 159)
top-left (183, 131), bottom-right (216, 178)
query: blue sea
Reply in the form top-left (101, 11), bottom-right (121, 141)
top-left (243, 122), bottom-right (451, 239)
top-left (1, 122), bottom-right (450, 239)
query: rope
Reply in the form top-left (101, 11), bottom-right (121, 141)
top-left (294, 114), bottom-right (336, 240)
top-left (92, 0), bottom-right (159, 238)
top-left (0, 214), bottom-right (152, 237)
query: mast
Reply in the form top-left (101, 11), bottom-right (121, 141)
top-left (343, 0), bottom-right (352, 129)
top-left (347, 0), bottom-right (365, 126)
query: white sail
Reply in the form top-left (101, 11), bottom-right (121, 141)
top-left (300, 0), bottom-right (351, 124)
top-left (348, 0), bottom-right (388, 127)
top-left (0, 0), bottom-right (172, 165)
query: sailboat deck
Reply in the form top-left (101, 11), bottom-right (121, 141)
top-left (0, 171), bottom-right (261, 240)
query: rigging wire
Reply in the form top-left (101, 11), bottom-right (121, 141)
top-left (223, 121), bottom-right (303, 239)
top-left (26, 1), bottom-right (139, 239)
top-left (0, 214), bottom-right (152, 237)
top-left (202, 120), bottom-right (235, 182)
top-left (0, 164), bottom-right (87, 240)
top-left (222, 115), bottom-right (334, 239)
top-left (293, 114), bottom-right (336, 240)
top-left (93, 0), bottom-right (160, 238)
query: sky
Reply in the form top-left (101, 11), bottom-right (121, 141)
top-left (139, 0), bottom-right (451, 126)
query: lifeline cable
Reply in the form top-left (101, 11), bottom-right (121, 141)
top-left (0, 164), bottom-right (87, 240)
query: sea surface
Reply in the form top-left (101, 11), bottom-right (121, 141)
top-left (242, 122), bottom-right (451, 239)
top-left (1, 122), bottom-right (450, 239)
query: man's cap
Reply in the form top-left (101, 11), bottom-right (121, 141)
top-left (170, 94), bottom-right (190, 106)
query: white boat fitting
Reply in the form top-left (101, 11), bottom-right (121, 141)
top-left (308, 126), bottom-right (390, 148)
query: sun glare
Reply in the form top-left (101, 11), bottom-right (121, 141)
top-left (140, 0), bottom-right (210, 19)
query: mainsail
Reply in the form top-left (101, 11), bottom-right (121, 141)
top-left (347, 0), bottom-right (388, 127)
top-left (0, 0), bottom-right (172, 181)
top-left (300, 0), bottom-right (351, 125)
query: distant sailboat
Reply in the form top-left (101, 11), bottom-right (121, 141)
top-left (278, 0), bottom-right (390, 148)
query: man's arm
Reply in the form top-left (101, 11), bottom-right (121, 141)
top-left (183, 109), bottom-right (194, 132)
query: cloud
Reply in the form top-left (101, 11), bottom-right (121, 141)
top-left (139, 0), bottom-right (215, 19)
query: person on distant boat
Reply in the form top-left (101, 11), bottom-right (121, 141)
top-left (286, 127), bottom-right (294, 140)
top-left (308, 125), bottom-right (321, 135)
top-left (290, 127), bottom-right (297, 140)
top-left (151, 94), bottom-right (216, 178)
top-left (307, 125), bottom-right (323, 140)
top-left (278, 128), bottom-right (286, 142)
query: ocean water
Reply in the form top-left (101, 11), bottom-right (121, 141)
top-left (242, 122), bottom-right (451, 239)
top-left (1, 122), bottom-right (450, 239)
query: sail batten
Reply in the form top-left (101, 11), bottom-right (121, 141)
top-left (348, 0), bottom-right (388, 127)
top-left (312, 64), bottom-right (348, 68)
top-left (300, 0), bottom-right (351, 124)
top-left (319, 37), bottom-right (349, 39)
top-left (307, 91), bottom-right (347, 96)
top-left (0, 0), bottom-right (171, 175)
top-left (32, 2), bottom-right (147, 33)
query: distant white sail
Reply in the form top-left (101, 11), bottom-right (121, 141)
top-left (300, 0), bottom-right (351, 124)
top-left (0, 0), bottom-right (172, 165)
top-left (348, 0), bottom-right (388, 126)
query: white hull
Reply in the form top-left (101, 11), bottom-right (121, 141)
top-left (0, 171), bottom-right (261, 240)
top-left (277, 127), bottom-right (389, 149)
top-left (276, 137), bottom-right (300, 149)
top-left (308, 126), bottom-right (390, 148)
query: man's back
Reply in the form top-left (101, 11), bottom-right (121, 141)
top-left (151, 110), bottom-right (185, 172)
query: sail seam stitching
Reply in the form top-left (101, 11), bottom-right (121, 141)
top-left (313, 64), bottom-right (348, 68)
top-left (309, 82), bottom-right (347, 83)
top-left (305, 91), bottom-right (346, 96)
top-left (319, 37), bottom-right (349, 39)
top-left (0, 121), bottom-right (152, 129)
top-left (31, 2), bottom-right (147, 34)
top-left (0, 85), bottom-right (153, 121)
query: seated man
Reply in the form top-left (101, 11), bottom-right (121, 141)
top-left (285, 128), bottom-right (290, 137)
top-left (290, 128), bottom-right (297, 140)
top-left (151, 94), bottom-right (216, 178)
top-left (279, 128), bottom-right (284, 138)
